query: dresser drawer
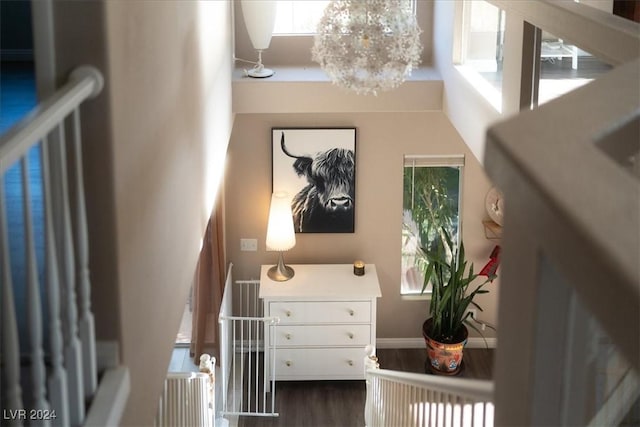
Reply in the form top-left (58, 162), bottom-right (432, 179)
top-left (274, 348), bottom-right (365, 380)
top-left (269, 301), bottom-right (371, 324)
top-left (273, 324), bottom-right (371, 347)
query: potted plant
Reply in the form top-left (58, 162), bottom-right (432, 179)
top-left (419, 229), bottom-right (496, 375)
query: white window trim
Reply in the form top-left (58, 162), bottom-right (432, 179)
top-left (404, 154), bottom-right (465, 167)
top-left (453, 0), bottom-right (505, 113)
top-left (401, 155), bottom-right (465, 297)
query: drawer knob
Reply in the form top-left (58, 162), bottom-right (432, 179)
top-left (286, 360), bottom-right (292, 367)
top-left (348, 360), bottom-right (354, 366)
top-left (348, 333), bottom-right (354, 339)
top-left (285, 333), bottom-right (291, 340)
top-left (349, 309), bottom-right (354, 316)
top-left (286, 310), bottom-right (292, 317)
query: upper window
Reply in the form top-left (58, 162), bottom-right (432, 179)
top-left (273, 1), bottom-right (330, 35)
top-left (273, 0), bottom-right (417, 35)
top-left (401, 156), bottom-right (464, 296)
top-left (456, 1), bottom-right (505, 112)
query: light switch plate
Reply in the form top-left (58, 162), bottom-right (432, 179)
top-left (240, 238), bottom-right (258, 251)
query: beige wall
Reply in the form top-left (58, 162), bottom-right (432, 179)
top-left (105, 2), bottom-right (233, 424)
top-left (226, 113), bottom-right (500, 341)
top-left (52, 1), bottom-right (233, 425)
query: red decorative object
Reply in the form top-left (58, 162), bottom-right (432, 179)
top-left (480, 245), bottom-right (501, 279)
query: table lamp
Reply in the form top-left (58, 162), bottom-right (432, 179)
top-left (266, 192), bottom-right (296, 281)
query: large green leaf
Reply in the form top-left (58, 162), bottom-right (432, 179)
top-left (421, 227), bottom-right (497, 343)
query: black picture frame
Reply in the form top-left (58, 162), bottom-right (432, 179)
top-left (272, 127), bottom-right (357, 233)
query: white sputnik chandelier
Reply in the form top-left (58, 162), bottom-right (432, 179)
top-left (312, 0), bottom-right (422, 96)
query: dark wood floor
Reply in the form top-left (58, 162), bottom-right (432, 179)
top-left (238, 348), bottom-right (494, 427)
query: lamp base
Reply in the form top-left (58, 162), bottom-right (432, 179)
top-left (268, 264), bottom-right (294, 281)
top-left (267, 253), bottom-right (294, 281)
top-left (247, 67), bottom-right (274, 78)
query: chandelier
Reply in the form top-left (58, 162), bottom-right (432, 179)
top-left (312, 0), bottom-right (423, 96)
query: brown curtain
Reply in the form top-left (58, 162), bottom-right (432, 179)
top-left (190, 193), bottom-right (225, 363)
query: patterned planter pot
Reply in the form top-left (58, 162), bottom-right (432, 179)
top-left (422, 318), bottom-right (468, 375)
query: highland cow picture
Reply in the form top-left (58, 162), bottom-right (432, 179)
top-left (272, 128), bottom-right (356, 233)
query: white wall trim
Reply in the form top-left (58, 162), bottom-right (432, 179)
top-left (377, 337), bottom-right (497, 349)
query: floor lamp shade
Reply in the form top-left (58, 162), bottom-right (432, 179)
top-left (241, 0), bottom-right (277, 50)
top-left (266, 192), bottom-right (296, 251)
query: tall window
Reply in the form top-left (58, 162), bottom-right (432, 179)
top-left (401, 156), bottom-right (464, 295)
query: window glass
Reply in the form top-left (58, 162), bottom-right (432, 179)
top-left (537, 30), bottom-right (613, 106)
top-left (401, 156), bottom-right (463, 296)
top-left (273, 0), bottom-right (416, 35)
top-left (273, 1), bottom-right (330, 35)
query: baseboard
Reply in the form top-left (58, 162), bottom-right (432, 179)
top-left (376, 337), bottom-right (497, 349)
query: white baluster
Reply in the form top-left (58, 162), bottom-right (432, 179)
top-left (21, 154), bottom-right (51, 424)
top-left (41, 137), bottom-right (70, 426)
top-left (71, 109), bottom-right (97, 398)
top-left (364, 344), bottom-right (379, 427)
top-left (0, 175), bottom-right (25, 426)
top-left (51, 123), bottom-right (84, 425)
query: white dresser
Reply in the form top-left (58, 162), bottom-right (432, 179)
top-left (259, 264), bottom-right (382, 381)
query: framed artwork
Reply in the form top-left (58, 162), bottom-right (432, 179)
top-left (272, 127), bottom-right (356, 233)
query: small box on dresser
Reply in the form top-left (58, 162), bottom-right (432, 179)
top-left (259, 264), bottom-right (382, 382)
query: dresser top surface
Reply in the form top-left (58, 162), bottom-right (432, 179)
top-left (259, 264), bottom-right (382, 299)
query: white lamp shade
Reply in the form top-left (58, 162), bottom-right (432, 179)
top-left (241, 0), bottom-right (277, 50)
top-left (266, 192), bottom-right (296, 251)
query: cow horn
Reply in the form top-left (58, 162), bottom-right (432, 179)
top-left (280, 132), bottom-right (307, 159)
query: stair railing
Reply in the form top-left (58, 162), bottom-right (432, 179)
top-left (364, 346), bottom-right (494, 427)
top-left (1, 65), bottom-right (128, 427)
